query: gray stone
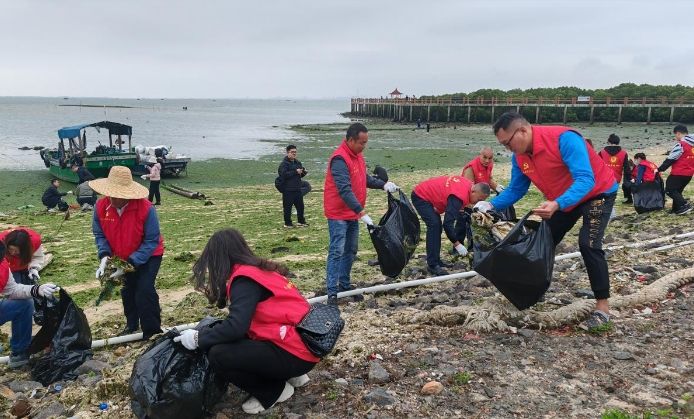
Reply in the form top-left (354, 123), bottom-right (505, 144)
top-left (574, 289), bottom-right (595, 299)
top-left (613, 351), bottom-right (635, 361)
top-left (8, 380), bottom-right (43, 393)
top-left (33, 401), bottom-right (67, 419)
top-left (75, 359), bottom-right (109, 375)
top-left (284, 414), bottom-right (304, 419)
top-left (368, 361), bottom-right (391, 384)
top-left (362, 388), bottom-right (396, 406)
top-left (518, 329), bottom-right (536, 339)
top-left (633, 265), bottom-right (658, 273)
top-left (79, 373), bottom-right (103, 387)
top-left (334, 378), bottom-right (349, 386)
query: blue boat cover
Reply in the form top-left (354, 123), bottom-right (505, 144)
top-left (58, 121), bottom-right (132, 139)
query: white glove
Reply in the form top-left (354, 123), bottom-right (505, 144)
top-left (95, 256), bottom-right (110, 278)
top-left (496, 184), bottom-right (505, 193)
top-left (473, 201), bottom-right (494, 213)
top-left (173, 329), bottom-right (199, 350)
top-left (109, 268), bottom-right (125, 279)
top-left (28, 267), bottom-right (41, 281)
top-left (454, 243), bottom-right (468, 257)
top-left (140, 175), bottom-right (148, 180)
top-left (66, 190), bottom-right (73, 195)
top-left (360, 214), bottom-right (374, 226)
top-left (38, 283), bottom-right (59, 298)
top-left (383, 181), bottom-right (399, 193)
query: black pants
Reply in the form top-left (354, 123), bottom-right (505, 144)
top-left (545, 193), bottom-right (616, 300)
top-left (282, 190), bottom-right (305, 226)
top-left (621, 182), bottom-right (632, 201)
top-left (665, 174), bottom-right (692, 212)
top-left (207, 339), bottom-right (316, 409)
top-left (411, 192), bottom-right (444, 268)
top-left (148, 181), bottom-right (161, 204)
top-left (77, 196), bottom-right (97, 206)
top-left (121, 256), bottom-right (162, 334)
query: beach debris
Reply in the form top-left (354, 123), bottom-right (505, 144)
top-left (161, 183), bottom-right (209, 201)
top-left (96, 257), bottom-right (134, 306)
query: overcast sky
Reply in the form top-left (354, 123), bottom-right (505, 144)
top-left (1, 0), bottom-right (692, 99)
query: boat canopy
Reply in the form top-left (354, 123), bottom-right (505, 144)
top-left (58, 121), bottom-right (132, 139)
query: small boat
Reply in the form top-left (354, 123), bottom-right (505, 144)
top-left (132, 145), bottom-right (191, 177)
top-left (40, 121), bottom-right (137, 183)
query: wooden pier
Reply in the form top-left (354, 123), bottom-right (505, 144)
top-left (350, 97), bottom-right (694, 124)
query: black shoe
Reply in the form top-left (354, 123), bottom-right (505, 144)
top-left (118, 327), bottom-right (139, 337)
top-left (142, 328), bottom-right (164, 340)
top-left (327, 295), bottom-right (338, 306)
top-left (622, 199), bottom-right (633, 204)
top-left (427, 265), bottom-right (449, 276)
top-left (675, 204), bottom-right (693, 215)
top-left (154, 202), bottom-right (161, 206)
top-left (439, 261), bottom-right (454, 268)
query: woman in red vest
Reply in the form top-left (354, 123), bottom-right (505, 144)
top-left (658, 124), bottom-right (694, 214)
top-left (176, 229), bottom-right (319, 415)
top-left (631, 153), bottom-right (659, 185)
top-left (0, 227), bottom-right (46, 285)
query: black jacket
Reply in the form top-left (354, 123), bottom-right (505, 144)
top-left (76, 166), bottom-right (95, 184)
top-left (278, 157), bottom-right (306, 192)
top-left (41, 185), bottom-right (66, 207)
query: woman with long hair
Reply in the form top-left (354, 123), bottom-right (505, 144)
top-left (0, 228), bottom-right (47, 285)
top-left (175, 228), bottom-right (319, 415)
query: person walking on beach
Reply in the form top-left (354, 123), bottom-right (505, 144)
top-left (89, 166), bottom-right (164, 339)
top-left (41, 179), bottom-right (71, 212)
top-left (411, 175), bottom-right (490, 276)
top-left (474, 112), bottom-right (617, 331)
top-left (598, 134), bottom-right (632, 203)
top-left (278, 145), bottom-right (308, 227)
top-left (658, 124), bottom-right (694, 215)
top-left (323, 123), bottom-right (399, 305)
top-left (140, 158), bottom-right (162, 205)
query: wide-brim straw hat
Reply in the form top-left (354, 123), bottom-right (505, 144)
top-left (89, 166), bottom-right (148, 199)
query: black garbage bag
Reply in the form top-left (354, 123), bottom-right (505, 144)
top-left (130, 317), bottom-right (228, 419)
top-left (32, 293), bottom-right (60, 328)
top-left (499, 204), bottom-right (517, 221)
top-left (368, 190), bottom-right (421, 277)
top-left (632, 180), bottom-right (665, 214)
top-left (472, 211), bottom-right (554, 310)
top-left (29, 289), bottom-right (93, 385)
top-left (301, 180), bottom-right (312, 197)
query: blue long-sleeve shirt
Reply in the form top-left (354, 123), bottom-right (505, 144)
top-left (491, 131), bottom-right (617, 211)
top-left (92, 204), bottom-right (162, 266)
top-left (330, 156), bottom-right (386, 214)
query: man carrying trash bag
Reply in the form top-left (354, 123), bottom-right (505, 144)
top-left (474, 112), bottom-right (617, 331)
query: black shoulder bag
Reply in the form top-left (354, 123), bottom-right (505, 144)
top-left (296, 303), bottom-right (345, 358)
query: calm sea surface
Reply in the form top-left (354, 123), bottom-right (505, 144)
top-left (0, 97), bottom-right (349, 170)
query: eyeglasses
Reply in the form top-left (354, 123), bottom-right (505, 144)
top-left (500, 127), bottom-right (520, 150)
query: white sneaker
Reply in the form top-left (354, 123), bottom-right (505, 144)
top-left (242, 382), bottom-right (295, 414)
top-left (47, 208), bottom-right (58, 213)
top-left (287, 374), bottom-right (310, 388)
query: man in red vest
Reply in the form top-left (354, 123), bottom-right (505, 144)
top-left (658, 124), bottom-right (694, 215)
top-left (323, 123), bottom-right (398, 305)
top-left (461, 147), bottom-right (504, 193)
top-left (412, 176), bottom-right (490, 276)
top-left (598, 134), bottom-right (632, 203)
top-left (475, 112), bottom-right (618, 331)
top-left (89, 166), bottom-right (165, 339)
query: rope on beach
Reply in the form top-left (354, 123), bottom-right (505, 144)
top-left (408, 267), bottom-right (694, 331)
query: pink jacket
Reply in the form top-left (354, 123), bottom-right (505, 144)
top-left (147, 163), bottom-right (161, 181)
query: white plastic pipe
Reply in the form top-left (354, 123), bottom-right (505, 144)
top-left (2, 230), bottom-right (692, 364)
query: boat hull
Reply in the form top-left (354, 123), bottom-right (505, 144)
top-left (43, 152), bottom-right (137, 183)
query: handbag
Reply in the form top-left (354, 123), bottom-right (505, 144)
top-left (296, 303), bottom-right (345, 357)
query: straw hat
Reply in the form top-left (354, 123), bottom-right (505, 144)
top-left (89, 166), bottom-right (148, 199)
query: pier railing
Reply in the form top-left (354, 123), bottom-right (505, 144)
top-left (351, 97), bottom-right (694, 106)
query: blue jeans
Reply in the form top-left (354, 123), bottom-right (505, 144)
top-left (0, 298), bottom-right (34, 355)
top-left (325, 219), bottom-right (360, 296)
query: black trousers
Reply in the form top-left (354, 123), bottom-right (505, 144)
top-left (282, 190), bottom-right (305, 226)
top-left (207, 339), bottom-right (316, 409)
top-left (411, 192), bottom-right (444, 268)
top-left (621, 182), bottom-right (632, 201)
top-left (546, 193), bottom-right (616, 300)
top-left (121, 256), bottom-right (162, 334)
top-left (77, 196), bottom-right (97, 206)
top-left (665, 174), bottom-right (692, 212)
top-left (148, 181), bottom-right (161, 204)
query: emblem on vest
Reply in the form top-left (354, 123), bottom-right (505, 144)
top-left (610, 156), bottom-right (617, 163)
top-left (521, 162), bottom-right (533, 174)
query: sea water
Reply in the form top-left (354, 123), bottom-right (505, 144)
top-left (0, 97), bottom-right (349, 170)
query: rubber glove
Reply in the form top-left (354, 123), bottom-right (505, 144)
top-left (37, 283), bottom-right (59, 298)
top-left (109, 268), bottom-right (125, 279)
top-left (473, 201), bottom-right (494, 213)
top-left (28, 267), bottom-right (41, 281)
top-left (95, 256), bottom-right (110, 278)
top-left (454, 243), bottom-right (468, 256)
top-left (496, 184), bottom-right (505, 193)
top-left (140, 175), bottom-right (148, 180)
top-left (173, 329), bottom-right (199, 350)
top-left (383, 182), bottom-right (399, 193)
top-left (360, 214), bottom-right (374, 226)
top-left (66, 190), bottom-right (73, 195)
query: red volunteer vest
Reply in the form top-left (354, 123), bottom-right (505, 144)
top-left (413, 175), bottom-right (473, 214)
top-left (462, 156), bottom-right (493, 183)
top-left (0, 259), bottom-right (9, 293)
top-left (515, 126), bottom-right (616, 212)
top-left (95, 198), bottom-right (164, 260)
top-left (599, 149), bottom-right (627, 183)
top-left (638, 160), bottom-right (658, 182)
top-left (0, 228), bottom-right (42, 272)
top-left (672, 140), bottom-right (694, 176)
top-left (226, 265), bottom-right (320, 363)
top-left (323, 141), bottom-right (367, 220)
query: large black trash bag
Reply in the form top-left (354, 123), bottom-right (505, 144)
top-left (472, 211), bottom-right (554, 310)
top-left (368, 190), bottom-right (421, 277)
top-left (632, 179), bottom-right (665, 214)
top-left (129, 317), bottom-right (228, 419)
top-left (29, 289), bottom-right (93, 385)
